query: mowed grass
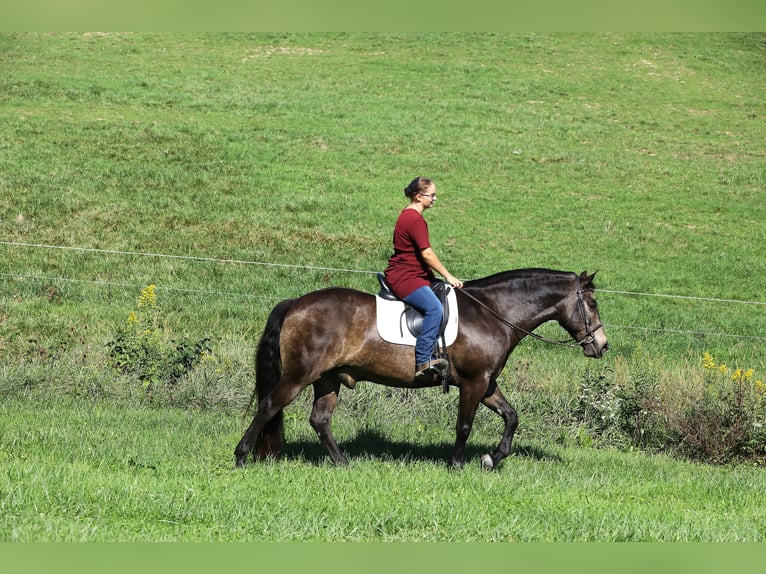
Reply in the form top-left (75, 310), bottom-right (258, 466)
top-left (1, 33), bottom-right (765, 541)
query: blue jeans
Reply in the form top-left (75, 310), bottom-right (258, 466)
top-left (403, 285), bottom-right (444, 367)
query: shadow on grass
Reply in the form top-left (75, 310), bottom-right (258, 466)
top-left (282, 427), bottom-right (562, 466)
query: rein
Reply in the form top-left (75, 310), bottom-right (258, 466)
top-left (458, 277), bottom-right (604, 349)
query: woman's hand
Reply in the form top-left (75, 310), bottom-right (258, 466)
top-left (444, 273), bottom-right (463, 289)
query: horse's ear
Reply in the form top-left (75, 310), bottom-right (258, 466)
top-left (580, 270), bottom-right (598, 287)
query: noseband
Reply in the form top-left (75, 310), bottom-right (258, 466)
top-left (459, 276), bottom-right (603, 349)
top-left (573, 276), bottom-right (604, 349)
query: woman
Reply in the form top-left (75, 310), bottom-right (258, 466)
top-left (384, 177), bottom-right (463, 383)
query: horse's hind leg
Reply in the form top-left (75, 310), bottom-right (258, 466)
top-left (310, 378), bottom-right (348, 465)
top-left (479, 379), bottom-right (518, 470)
top-left (235, 379), bottom-right (305, 467)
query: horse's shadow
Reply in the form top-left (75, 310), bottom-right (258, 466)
top-left (282, 428), bottom-right (561, 466)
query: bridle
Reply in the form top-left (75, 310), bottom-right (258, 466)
top-left (572, 276), bottom-right (605, 348)
top-left (458, 275), bottom-right (604, 349)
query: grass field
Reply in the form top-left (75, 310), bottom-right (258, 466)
top-left (1, 33), bottom-right (765, 541)
top-left (3, 395), bottom-right (766, 541)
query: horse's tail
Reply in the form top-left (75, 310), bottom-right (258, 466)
top-left (248, 298), bottom-right (295, 459)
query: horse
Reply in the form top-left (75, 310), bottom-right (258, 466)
top-left (235, 268), bottom-right (609, 470)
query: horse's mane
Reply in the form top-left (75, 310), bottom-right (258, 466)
top-left (464, 268), bottom-right (576, 290)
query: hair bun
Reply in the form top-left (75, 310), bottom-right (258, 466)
top-left (404, 177), bottom-right (425, 198)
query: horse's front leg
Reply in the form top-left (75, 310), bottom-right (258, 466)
top-left (479, 379), bottom-right (518, 470)
top-left (450, 380), bottom-right (488, 469)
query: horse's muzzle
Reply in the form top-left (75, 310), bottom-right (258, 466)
top-left (584, 340), bottom-right (609, 358)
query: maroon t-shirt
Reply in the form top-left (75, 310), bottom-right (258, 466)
top-left (384, 208), bottom-right (435, 299)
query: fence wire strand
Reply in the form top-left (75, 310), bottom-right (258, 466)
top-left (1, 241), bottom-right (764, 341)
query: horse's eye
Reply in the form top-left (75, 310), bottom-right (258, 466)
top-left (588, 300), bottom-right (598, 310)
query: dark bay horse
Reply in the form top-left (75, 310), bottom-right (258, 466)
top-left (235, 268), bottom-right (609, 469)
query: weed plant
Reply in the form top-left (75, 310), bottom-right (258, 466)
top-left (105, 285), bottom-right (211, 394)
top-left (570, 353), bottom-right (766, 464)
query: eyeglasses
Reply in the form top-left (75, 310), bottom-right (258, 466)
top-left (419, 193), bottom-right (437, 200)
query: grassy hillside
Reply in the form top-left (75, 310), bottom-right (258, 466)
top-left (1, 32), bottom-right (765, 542)
top-left (1, 32), bottom-right (765, 463)
top-left (2, 31), bottom-right (765, 433)
top-left (2, 33), bottom-right (763, 380)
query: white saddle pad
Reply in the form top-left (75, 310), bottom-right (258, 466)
top-left (375, 288), bottom-right (459, 347)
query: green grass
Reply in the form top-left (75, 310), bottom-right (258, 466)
top-left (1, 33), bottom-right (763, 373)
top-left (2, 395), bottom-right (766, 542)
top-left (1, 33), bottom-right (765, 540)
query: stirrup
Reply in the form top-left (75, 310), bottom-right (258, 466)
top-left (414, 358), bottom-right (449, 384)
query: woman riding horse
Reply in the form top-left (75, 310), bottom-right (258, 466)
top-left (235, 268), bottom-right (609, 470)
top-left (383, 177), bottom-right (463, 383)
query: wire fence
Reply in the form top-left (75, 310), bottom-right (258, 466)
top-left (2, 241), bottom-right (765, 341)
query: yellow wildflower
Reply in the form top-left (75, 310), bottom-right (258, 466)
top-left (126, 311), bottom-right (138, 325)
top-left (702, 352), bottom-right (716, 370)
top-left (138, 284), bottom-right (157, 308)
top-left (718, 364), bottom-right (728, 374)
top-left (730, 368), bottom-right (755, 383)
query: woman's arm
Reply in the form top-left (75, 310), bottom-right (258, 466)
top-left (421, 247), bottom-right (463, 288)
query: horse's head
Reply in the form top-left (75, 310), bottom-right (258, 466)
top-left (560, 271), bottom-right (609, 358)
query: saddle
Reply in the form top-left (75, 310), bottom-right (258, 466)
top-left (376, 273), bottom-right (456, 394)
top-left (376, 273), bottom-right (451, 339)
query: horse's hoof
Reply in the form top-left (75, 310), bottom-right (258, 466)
top-left (480, 454), bottom-right (494, 470)
top-left (235, 456), bottom-right (246, 468)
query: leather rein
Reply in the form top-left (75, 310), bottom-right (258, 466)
top-left (458, 276), bottom-right (604, 349)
